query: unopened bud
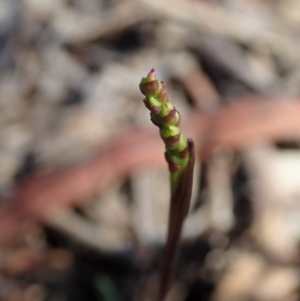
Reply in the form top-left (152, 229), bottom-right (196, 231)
top-left (162, 134), bottom-right (181, 149)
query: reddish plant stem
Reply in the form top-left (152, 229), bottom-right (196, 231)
top-left (159, 140), bottom-right (195, 301)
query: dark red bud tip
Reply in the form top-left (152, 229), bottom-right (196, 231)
top-left (139, 80), bottom-right (160, 97)
top-left (157, 81), bottom-right (169, 102)
top-left (162, 108), bottom-right (175, 123)
top-left (162, 108), bottom-right (180, 125)
top-left (147, 68), bottom-right (156, 77)
top-left (168, 162), bottom-right (180, 173)
top-left (150, 113), bottom-right (162, 127)
top-left (162, 133), bottom-right (181, 149)
top-left (165, 153), bottom-right (180, 173)
top-left (179, 146), bottom-right (189, 158)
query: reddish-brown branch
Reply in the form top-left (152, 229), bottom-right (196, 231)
top-left (1, 97), bottom-right (300, 245)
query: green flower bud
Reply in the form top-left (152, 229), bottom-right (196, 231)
top-left (139, 69), bottom-right (191, 192)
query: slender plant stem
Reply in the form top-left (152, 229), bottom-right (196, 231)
top-left (139, 70), bottom-right (195, 301)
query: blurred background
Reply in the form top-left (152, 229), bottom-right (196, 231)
top-left (1, 0), bottom-right (300, 300)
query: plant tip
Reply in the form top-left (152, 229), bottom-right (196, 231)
top-left (147, 68), bottom-right (156, 77)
